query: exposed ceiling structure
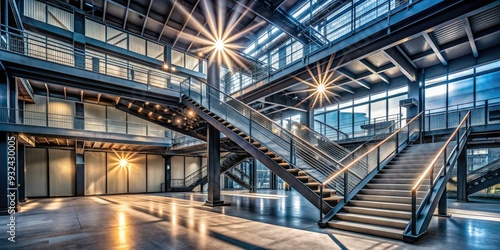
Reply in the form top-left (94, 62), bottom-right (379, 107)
top-left (63, 0), bottom-right (308, 55)
top-left (245, 3), bottom-right (500, 117)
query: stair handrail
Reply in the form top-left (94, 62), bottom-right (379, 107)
top-left (314, 119), bottom-right (349, 141)
top-left (322, 112), bottom-right (423, 187)
top-left (319, 112), bottom-right (423, 224)
top-left (408, 111), bottom-right (471, 237)
top-left (181, 77), bottom-right (354, 187)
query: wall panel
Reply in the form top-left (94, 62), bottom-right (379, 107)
top-left (107, 153), bottom-right (127, 194)
top-left (49, 149), bottom-right (75, 196)
top-left (48, 97), bottom-right (75, 129)
top-left (171, 156), bottom-right (184, 179)
top-left (24, 95), bottom-right (47, 126)
top-left (185, 156), bottom-right (200, 176)
top-left (129, 154), bottom-right (146, 193)
top-left (85, 104), bottom-right (106, 132)
top-left (26, 148), bottom-right (48, 197)
top-left (107, 107), bottom-right (127, 134)
top-left (84, 152), bottom-right (106, 195)
top-left (147, 155), bottom-right (165, 192)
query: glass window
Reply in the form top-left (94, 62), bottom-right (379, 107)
top-left (354, 96), bottom-right (369, 104)
top-left (388, 95), bottom-right (407, 121)
top-left (339, 108), bottom-right (353, 135)
top-left (476, 60), bottom-right (500, 73)
top-left (147, 41), bottom-right (164, 60)
top-left (388, 86), bottom-right (408, 96)
top-left (106, 27), bottom-right (127, 49)
top-left (476, 71), bottom-right (500, 102)
top-left (354, 104), bottom-right (369, 136)
top-left (325, 111), bottom-right (338, 129)
top-left (171, 50), bottom-right (184, 67)
top-left (426, 75), bottom-right (446, 86)
top-left (448, 78), bottom-right (474, 107)
top-left (370, 100), bottom-right (386, 122)
top-left (425, 84), bottom-right (446, 112)
top-left (371, 90), bottom-right (386, 100)
top-left (448, 69), bottom-right (474, 81)
top-left (129, 35), bottom-right (146, 55)
top-left (185, 54), bottom-right (199, 71)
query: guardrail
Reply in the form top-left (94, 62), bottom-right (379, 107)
top-left (407, 111), bottom-right (471, 237)
top-left (0, 24), bottom-right (186, 91)
top-left (319, 112), bottom-right (422, 224)
top-left (0, 107), bottom-right (169, 138)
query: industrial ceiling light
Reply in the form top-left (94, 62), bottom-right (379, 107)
top-left (175, 0), bottom-right (264, 70)
top-left (163, 63), bottom-right (169, 70)
top-left (290, 54), bottom-right (345, 109)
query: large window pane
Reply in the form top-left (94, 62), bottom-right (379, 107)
top-left (339, 108), bottom-right (353, 136)
top-left (425, 84), bottom-right (446, 112)
top-left (354, 104), bottom-right (369, 137)
top-left (476, 71), bottom-right (500, 102)
top-left (370, 100), bottom-right (386, 122)
top-left (448, 78), bottom-right (474, 107)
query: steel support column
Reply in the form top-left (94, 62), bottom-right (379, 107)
top-left (75, 153), bottom-right (85, 196)
top-left (204, 56), bottom-right (228, 206)
top-left (164, 155), bottom-right (171, 192)
top-left (456, 144), bottom-right (468, 202)
top-left (437, 187), bottom-right (449, 216)
top-left (250, 159), bottom-right (257, 193)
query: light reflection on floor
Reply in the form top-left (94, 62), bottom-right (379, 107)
top-left (1, 192), bottom-right (499, 249)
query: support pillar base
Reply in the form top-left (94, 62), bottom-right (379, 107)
top-left (203, 200), bottom-right (231, 207)
top-left (434, 213), bottom-right (452, 218)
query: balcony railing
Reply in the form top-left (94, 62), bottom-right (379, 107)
top-left (0, 108), bottom-right (169, 138)
top-left (0, 24), bottom-right (185, 91)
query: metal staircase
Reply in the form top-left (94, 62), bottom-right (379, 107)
top-left (180, 78), bottom-right (358, 213)
top-left (449, 158), bottom-right (500, 196)
top-left (170, 153), bottom-right (250, 191)
top-left (319, 111), bottom-right (471, 242)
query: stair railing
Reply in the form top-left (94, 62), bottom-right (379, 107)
top-left (407, 111), bottom-right (471, 238)
top-left (181, 77), bottom-right (357, 193)
top-left (314, 119), bottom-right (349, 141)
top-left (319, 112), bottom-right (423, 225)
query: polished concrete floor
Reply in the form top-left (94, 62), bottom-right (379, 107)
top-left (0, 191), bottom-right (499, 249)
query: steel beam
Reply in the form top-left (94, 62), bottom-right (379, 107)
top-left (263, 95), bottom-right (308, 111)
top-left (359, 59), bottom-right (391, 84)
top-left (382, 47), bottom-right (417, 82)
top-left (337, 68), bottom-right (371, 89)
top-left (463, 17), bottom-right (479, 58)
top-left (232, 0), bottom-right (323, 46)
top-left (140, 0), bottom-right (154, 36)
top-left (422, 32), bottom-right (448, 65)
top-left (122, 0), bottom-right (130, 29)
top-left (157, 0), bottom-right (177, 42)
top-left (239, 0), bottom-right (498, 103)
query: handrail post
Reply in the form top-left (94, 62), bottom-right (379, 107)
top-left (377, 146), bottom-right (381, 171)
top-left (430, 164), bottom-right (434, 187)
top-left (443, 148), bottom-right (447, 176)
top-left (249, 111), bottom-right (252, 142)
top-left (411, 189), bottom-right (417, 235)
top-left (344, 171), bottom-right (348, 203)
top-left (319, 184), bottom-right (323, 221)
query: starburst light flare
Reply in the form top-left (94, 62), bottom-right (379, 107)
top-left (174, 0), bottom-right (265, 70)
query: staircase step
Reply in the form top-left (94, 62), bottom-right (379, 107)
top-left (305, 182), bottom-right (321, 188)
top-left (348, 200), bottom-right (412, 211)
top-left (296, 176), bottom-right (310, 183)
top-left (278, 162), bottom-right (290, 167)
top-left (365, 183), bottom-right (423, 190)
top-left (264, 151), bottom-right (274, 156)
top-left (370, 178), bottom-right (429, 185)
top-left (358, 189), bottom-right (426, 197)
top-left (324, 196), bottom-right (343, 206)
top-left (286, 169), bottom-right (300, 175)
top-left (355, 194), bottom-right (417, 204)
top-left (326, 220), bottom-right (403, 240)
top-left (380, 168), bottom-right (424, 174)
top-left (232, 128), bottom-right (240, 132)
top-left (375, 173), bottom-right (421, 179)
top-left (271, 157), bottom-right (283, 162)
top-left (315, 189), bottom-right (336, 197)
top-left (334, 212), bottom-right (408, 229)
top-left (342, 206), bottom-right (411, 220)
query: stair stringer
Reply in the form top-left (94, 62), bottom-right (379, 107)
top-left (403, 131), bottom-right (470, 242)
top-left (182, 98), bottom-right (333, 214)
